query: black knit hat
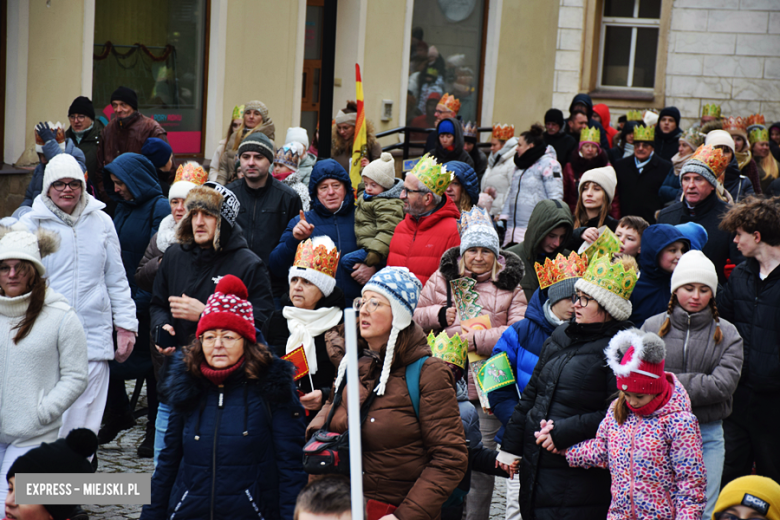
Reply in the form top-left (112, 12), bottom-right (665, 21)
top-left (545, 109), bottom-right (564, 127)
top-left (111, 86), bottom-right (138, 110)
top-left (68, 96), bottom-right (95, 120)
top-left (238, 132), bottom-right (275, 164)
top-left (658, 106), bottom-right (681, 127)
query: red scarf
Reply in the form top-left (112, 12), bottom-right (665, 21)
top-left (273, 171), bottom-right (293, 181)
top-left (626, 376), bottom-right (673, 416)
top-left (200, 356), bottom-right (245, 386)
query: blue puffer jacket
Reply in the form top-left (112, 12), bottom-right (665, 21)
top-left (105, 153), bottom-right (170, 314)
top-left (268, 159), bottom-right (361, 302)
top-left (629, 224), bottom-right (690, 327)
top-left (141, 353), bottom-right (307, 520)
top-left (21, 138), bottom-right (88, 206)
top-left (489, 289), bottom-right (557, 442)
top-left (445, 160), bottom-right (480, 206)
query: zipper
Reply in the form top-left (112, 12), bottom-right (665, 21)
top-left (629, 417), bottom-right (640, 520)
top-left (250, 194), bottom-right (257, 249)
top-left (210, 385), bottom-right (224, 520)
top-left (244, 489), bottom-right (265, 518)
top-left (170, 489), bottom-right (188, 519)
top-left (682, 313), bottom-right (691, 370)
top-left (664, 489), bottom-right (676, 518)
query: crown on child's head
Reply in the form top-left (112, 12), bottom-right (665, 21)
top-left (232, 104), bottom-right (245, 120)
top-left (427, 330), bottom-right (468, 369)
top-left (534, 252), bottom-right (589, 290)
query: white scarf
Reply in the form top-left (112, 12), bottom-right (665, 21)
top-left (282, 305), bottom-right (342, 375)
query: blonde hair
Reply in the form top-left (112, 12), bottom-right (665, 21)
top-left (457, 195), bottom-right (473, 214)
top-left (658, 294), bottom-right (723, 344)
top-left (458, 253), bottom-right (500, 282)
top-left (573, 181), bottom-right (610, 228)
top-left (614, 392), bottom-right (630, 425)
top-left (757, 154), bottom-right (779, 181)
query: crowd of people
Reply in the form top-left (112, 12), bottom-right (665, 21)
top-left (2, 84), bottom-right (780, 520)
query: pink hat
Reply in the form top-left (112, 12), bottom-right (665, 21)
top-left (196, 275), bottom-right (256, 342)
top-left (606, 329), bottom-right (668, 394)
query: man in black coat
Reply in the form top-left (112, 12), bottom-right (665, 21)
top-left (615, 124), bottom-right (673, 224)
top-left (717, 197), bottom-right (780, 486)
top-left (227, 132), bottom-right (303, 303)
top-left (543, 108), bottom-right (576, 168)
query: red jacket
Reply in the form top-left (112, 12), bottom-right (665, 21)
top-left (387, 196), bottom-right (461, 287)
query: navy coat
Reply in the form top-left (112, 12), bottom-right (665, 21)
top-left (141, 353), bottom-right (307, 520)
top-left (105, 153), bottom-right (170, 314)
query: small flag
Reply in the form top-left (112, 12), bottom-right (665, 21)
top-left (282, 346), bottom-right (310, 382)
top-left (350, 63), bottom-right (368, 188)
top-left (477, 353), bottom-right (516, 393)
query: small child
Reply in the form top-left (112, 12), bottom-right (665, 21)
top-left (341, 152), bottom-right (404, 272)
top-left (615, 215), bottom-right (649, 258)
top-left (562, 329), bottom-right (706, 520)
top-left (274, 142), bottom-right (311, 210)
top-left (712, 475), bottom-right (780, 520)
top-left (294, 476), bottom-right (351, 520)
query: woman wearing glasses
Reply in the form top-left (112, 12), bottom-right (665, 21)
top-left (143, 275), bottom-right (307, 520)
top-left (495, 254), bottom-right (639, 520)
top-left (309, 267), bottom-right (468, 520)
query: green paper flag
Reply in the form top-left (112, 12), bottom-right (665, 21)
top-left (477, 353), bottom-right (516, 393)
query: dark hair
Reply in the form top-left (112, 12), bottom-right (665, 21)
top-left (294, 476), bottom-right (352, 520)
top-left (183, 336), bottom-right (273, 380)
top-left (342, 101), bottom-right (358, 115)
top-left (719, 195), bottom-right (780, 246)
top-left (617, 215), bottom-right (649, 235)
top-left (6, 260), bottom-right (46, 343)
top-left (618, 115), bottom-right (627, 123)
top-left (520, 123), bottom-right (545, 148)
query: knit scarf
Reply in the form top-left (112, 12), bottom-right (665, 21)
top-left (283, 305), bottom-right (342, 375)
top-left (671, 151), bottom-right (693, 176)
top-left (71, 123), bottom-right (94, 144)
top-left (626, 377), bottom-right (672, 416)
top-left (200, 356), bottom-right (245, 386)
top-left (736, 149), bottom-right (752, 171)
top-left (273, 170), bottom-right (294, 182)
top-left (513, 143), bottom-right (546, 170)
top-left (42, 194), bottom-right (88, 227)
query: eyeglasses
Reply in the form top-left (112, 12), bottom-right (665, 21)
top-left (68, 115), bottom-right (88, 122)
top-left (50, 180), bottom-right (82, 191)
top-left (0, 264), bottom-right (24, 275)
top-left (401, 187), bottom-right (426, 195)
top-left (634, 142), bottom-right (653, 149)
top-left (571, 293), bottom-right (593, 308)
top-left (200, 332), bottom-right (243, 347)
top-left (353, 297), bottom-right (386, 314)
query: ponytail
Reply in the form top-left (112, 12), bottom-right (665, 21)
top-left (658, 294), bottom-right (676, 338)
top-left (710, 298), bottom-right (723, 344)
top-left (614, 392), bottom-right (630, 425)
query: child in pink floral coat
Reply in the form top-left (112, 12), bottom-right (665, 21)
top-left (560, 329), bottom-right (706, 520)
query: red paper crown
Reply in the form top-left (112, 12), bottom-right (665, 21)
top-left (534, 252), bottom-right (589, 290)
top-left (691, 144), bottom-right (729, 178)
top-left (293, 238), bottom-right (339, 279)
top-left (722, 116), bottom-right (746, 133)
top-left (746, 114), bottom-right (765, 126)
top-left (438, 93), bottom-right (461, 115)
top-left (492, 124), bottom-right (515, 141)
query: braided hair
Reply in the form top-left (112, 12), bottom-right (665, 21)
top-left (657, 293), bottom-right (722, 343)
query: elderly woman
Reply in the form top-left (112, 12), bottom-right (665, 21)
top-left (413, 206), bottom-right (527, 520)
top-left (216, 100), bottom-right (276, 185)
top-left (331, 101), bottom-right (382, 173)
top-left (309, 267), bottom-right (467, 519)
top-left (0, 226), bottom-right (87, 504)
top-left (267, 236), bottom-right (345, 418)
top-left (142, 275), bottom-right (307, 520)
top-left (497, 254), bottom-right (639, 520)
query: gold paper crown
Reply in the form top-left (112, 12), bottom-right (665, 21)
top-left (702, 104), bottom-right (721, 118)
top-left (410, 154), bottom-right (452, 196)
top-left (232, 104), bottom-right (245, 120)
top-left (579, 126), bottom-right (601, 144)
top-left (633, 124), bottom-right (655, 142)
top-left (427, 331), bottom-right (468, 370)
top-left (173, 163), bottom-right (208, 186)
top-left (581, 255), bottom-right (638, 300)
top-left (722, 116), bottom-right (746, 134)
top-left (748, 125), bottom-right (769, 145)
top-left (681, 126), bottom-right (705, 149)
top-left (583, 227), bottom-right (622, 262)
top-left (463, 121), bottom-right (478, 138)
top-left (438, 93), bottom-right (461, 115)
top-left (690, 144), bottom-right (730, 178)
top-left (626, 110), bottom-right (643, 121)
top-left (534, 252), bottom-right (588, 290)
top-left (459, 206), bottom-right (493, 235)
top-left (746, 114), bottom-right (765, 126)
top-left (492, 124), bottom-right (514, 141)
top-left (293, 237), bottom-right (340, 279)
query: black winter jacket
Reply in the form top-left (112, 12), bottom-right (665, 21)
top-left (500, 320), bottom-right (631, 520)
top-left (66, 120), bottom-right (104, 187)
top-left (615, 152), bottom-right (673, 224)
top-left (717, 258), bottom-right (780, 392)
top-left (653, 127), bottom-right (682, 162)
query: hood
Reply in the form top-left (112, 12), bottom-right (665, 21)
top-left (104, 153), bottom-right (163, 205)
top-left (592, 104), bottom-right (611, 128)
top-left (489, 137), bottom-right (519, 167)
top-left (308, 159), bottom-right (355, 217)
top-left (638, 224), bottom-right (690, 281)
top-left (674, 222), bottom-right (707, 251)
top-left (526, 288), bottom-right (555, 333)
top-left (521, 199), bottom-right (574, 262)
top-left (438, 247), bottom-right (525, 291)
top-left (62, 139), bottom-right (87, 171)
top-left (445, 160), bottom-right (480, 204)
top-left (648, 374), bottom-right (691, 417)
top-left (569, 93), bottom-right (594, 119)
top-left (435, 117), bottom-right (466, 162)
top-left (374, 177), bottom-right (404, 200)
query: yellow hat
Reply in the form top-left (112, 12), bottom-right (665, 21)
top-left (713, 476), bottom-right (780, 520)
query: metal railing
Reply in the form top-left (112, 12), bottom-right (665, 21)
top-left (377, 126), bottom-right (494, 159)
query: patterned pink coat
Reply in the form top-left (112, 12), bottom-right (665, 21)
top-left (565, 373), bottom-right (706, 520)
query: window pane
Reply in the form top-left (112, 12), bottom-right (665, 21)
top-left (93, 0), bottom-right (207, 154)
top-left (638, 0), bottom-right (661, 19)
top-left (633, 27), bottom-right (659, 88)
top-left (601, 26), bottom-right (632, 87)
top-left (604, 0), bottom-right (635, 18)
top-left (304, 6), bottom-right (323, 60)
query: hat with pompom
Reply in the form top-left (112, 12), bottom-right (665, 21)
top-left (196, 274), bottom-right (256, 342)
top-left (605, 328), bottom-right (668, 394)
top-left (0, 224), bottom-right (60, 276)
top-left (362, 152), bottom-right (396, 189)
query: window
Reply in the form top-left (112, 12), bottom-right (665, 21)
top-left (599, 0), bottom-right (660, 90)
top-left (93, 0), bottom-right (208, 155)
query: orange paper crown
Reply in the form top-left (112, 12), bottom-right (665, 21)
top-left (690, 144), bottom-right (730, 179)
top-left (746, 114), bottom-right (765, 126)
top-left (173, 162), bottom-right (208, 186)
top-left (492, 124), bottom-right (515, 141)
top-left (534, 252), bottom-right (589, 290)
top-left (293, 237), bottom-right (340, 279)
top-left (722, 116), bottom-right (746, 133)
top-left (438, 93), bottom-right (461, 115)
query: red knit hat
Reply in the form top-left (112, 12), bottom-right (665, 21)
top-left (605, 329), bottom-right (668, 394)
top-left (196, 275), bottom-right (256, 342)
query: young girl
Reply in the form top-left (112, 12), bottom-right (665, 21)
top-left (642, 250), bottom-right (743, 520)
top-left (560, 328), bottom-right (707, 520)
top-left (562, 127), bottom-right (611, 214)
top-left (568, 165), bottom-right (619, 250)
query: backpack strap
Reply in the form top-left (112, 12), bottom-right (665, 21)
top-left (405, 356), bottom-right (430, 419)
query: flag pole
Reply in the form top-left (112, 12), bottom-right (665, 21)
top-left (308, 372), bottom-right (315, 395)
top-left (344, 307), bottom-right (364, 520)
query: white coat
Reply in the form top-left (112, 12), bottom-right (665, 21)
top-left (481, 137), bottom-right (519, 216)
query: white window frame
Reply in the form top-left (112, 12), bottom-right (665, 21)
top-left (597, 0), bottom-right (660, 91)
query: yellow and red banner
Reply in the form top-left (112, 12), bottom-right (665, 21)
top-left (350, 63), bottom-right (368, 188)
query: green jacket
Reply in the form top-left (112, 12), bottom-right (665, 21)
top-left (66, 120), bottom-right (104, 186)
top-left (507, 199), bottom-right (574, 302)
top-left (355, 178), bottom-right (404, 266)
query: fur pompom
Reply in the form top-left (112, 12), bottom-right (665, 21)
top-left (640, 332), bottom-right (666, 364)
top-left (36, 228), bottom-right (61, 258)
top-left (605, 329), bottom-right (643, 377)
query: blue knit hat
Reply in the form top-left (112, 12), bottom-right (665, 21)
top-left (446, 160), bottom-right (480, 207)
top-left (438, 119), bottom-right (456, 135)
top-left (141, 137), bottom-right (173, 169)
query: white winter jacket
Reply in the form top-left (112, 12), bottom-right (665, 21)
top-left (20, 195), bottom-right (138, 361)
top-left (481, 137), bottom-right (519, 216)
top-left (0, 288), bottom-right (88, 447)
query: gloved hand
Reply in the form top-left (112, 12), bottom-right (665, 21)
top-left (115, 327), bottom-right (137, 363)
top-left (35, 122), bottom-right (55, 143)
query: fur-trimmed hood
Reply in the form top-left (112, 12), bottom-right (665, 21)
top-left (372, 177), bottom-right (404, 199)
top-left (437, 246), bottom-right (524, 291)
top-left (331, 119), bottom-right (379, 157)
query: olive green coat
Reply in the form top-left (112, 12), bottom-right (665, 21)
top-left (354, 178), bottom-right (404, 266)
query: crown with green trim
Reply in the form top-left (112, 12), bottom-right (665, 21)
top-left (580, 126), bottom-right (601, 144)
top-left (232, 104), bottom-right (245, 120)
top-left (583, 227), bottom-right (622, 262)
top-left (428, 330), bottom-right (468, 370)
top-left (633, 124), bottom-right (655, 143)
top-left (626, 110), bottom-right (643, 121)
top-left (748, 125), bottom-right (769, 145)
top-left (410, 154), bottom-right (452, 196)
top-left (581, 254), bottom-right (638, 300)
top-left (702, 104), bottom-right (721, 118)
top-left (680, 126), bottom-right (705, 149)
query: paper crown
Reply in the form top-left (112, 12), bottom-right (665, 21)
top-left (633, 124), bottom-right (655, 142)
top-left (581, 255), bottom-right (638, 300)
top-left (689, 144), bottom-right (730, 178)
top-left (492, 123), bottom-right (515, 141)
top-left (681, 126), bottom-right (705, 149)
top-left (293, 237), bottom-right (340, 279)
top-left (463, 121), bottom-right (478, 138)
top-left (626, 110), bottom-right (643, 122)
top-left (748, 125), bottom-right (769, 145)
top-left (458, 206), bottom-right (493, 235)
top-left (702, 104), bottom-right (721, 118)
top-left (583, 227), bottom-right (622, 262)
top-left (746, 114), bottom-right (765, 126)
top-left (410, 154), bottom-right (452, 196)
top-left (425, 66), bottom-right (439, 77)
top-left (35, 122), bottom-right (66, 153)
top-left (438, 93), bottom-right (461, 115)
top-left (534, 252), bottom-right (588, 290)
top-left (428, 331), bottom-right (468, 370)
top-left (579, 126), bottom-right (601, 144)
top-left (722, 116), bottom-right (747, 134)
top-left (232, 104), bottom-right (245, 120)
top-left (173, 162), bottom-right (208, 186)
top-left (274, 144), bottom-right (302, 169)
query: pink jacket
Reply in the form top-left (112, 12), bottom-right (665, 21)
top-left (413, 247), bottom-right (527, 400)
top-left (566, 374), bottom-right (706, 520)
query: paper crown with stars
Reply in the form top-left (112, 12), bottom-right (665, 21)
top-left (428, 330), bottom-right (468, 370)
top-left (410, 154), bottom-right (453, 196)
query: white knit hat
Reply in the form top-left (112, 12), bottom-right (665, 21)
top-left (671, 250), bottom-right (718, 296)
top-left (579, 165), bottom-right (617, 203)
top-left (285, 127), bottom-right (310, 150)
top-left (574, 278), bottom-right (632, 321)
top-left (0, 225), bottom-right (60, 276)
top-left (288, 235), bottom-right (339, 297)
top-left (362, 152), bottom-right (396, 189)
top-left (705, 130), bottom-right (736, 154)
top-left (168, 181), bottom-right (198, 202)
top-left (42, 154), bottom-right (86, 200)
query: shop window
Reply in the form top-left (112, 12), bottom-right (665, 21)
top-left (598, 0), bottom-right (660, 90)
top-left (93, 0), bottom-right (208, 155)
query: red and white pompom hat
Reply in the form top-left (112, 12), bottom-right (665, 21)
top-left (196, 274), bottom-right (256, 343)
top-left (605, 328), bottom-right (668, 394)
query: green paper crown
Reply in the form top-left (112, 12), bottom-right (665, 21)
top-left (232, 104), bottom-right (245, 120)
top-left (702, 104), bottom-right (721, 118)
top-left (583, 227), bottom-right (621, 262)
top-left (633, 124), bottom-right (655, 142)
top-left (581, 255), bottom-right (638, 300)
top-left (411, 154), bottom-right (452, 196)
top-left (428, 330), bottom-right (468, 370)
top-left (748, 125), bottom-right (769, 145)
top-left (626, 110), bottom-right (643, 121)
top-left (580, 126), bottom-right (601, 144)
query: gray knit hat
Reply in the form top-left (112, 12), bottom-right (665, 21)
top-left (548, 278), bottom-right (579, 306)
top-left (238, 132), bottom-right (275, 164)
top-left (459, 206), bottom-right (499, 258)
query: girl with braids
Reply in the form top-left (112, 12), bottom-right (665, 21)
top-left (641, 250), bottom-right (743, 520)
